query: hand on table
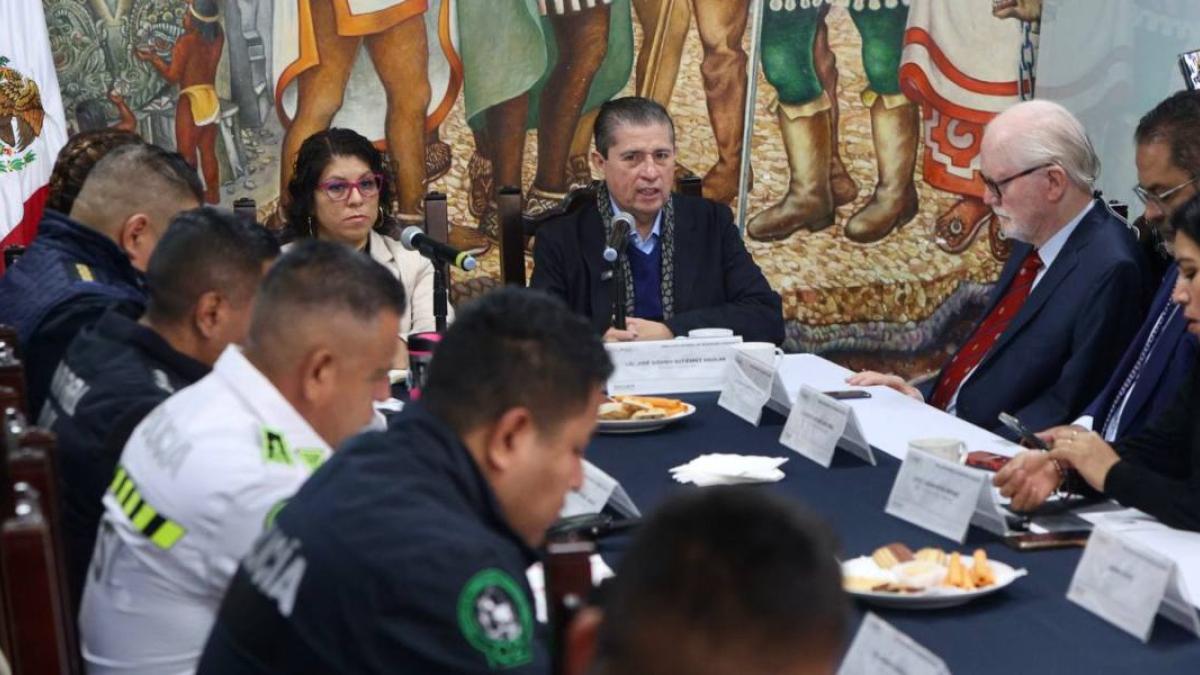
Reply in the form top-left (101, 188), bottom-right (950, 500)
top-left (1046, 427), bottom-right (1120, 492)
top-left (845, 370), bottom-right (924, 402)
top-left (604, 319), bottom-right (674, 342)
top-left (994, 450), bottom-right (1061, 512)
top-left (626, 318), bottom-right (673, 341)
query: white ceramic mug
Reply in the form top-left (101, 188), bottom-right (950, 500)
top-left (733, 341), bottom-right (784, 367)
top-left (907, 437), bottom-right (966, 463)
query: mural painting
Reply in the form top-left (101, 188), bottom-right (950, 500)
top-left (44, 0), bottom-right (1044, 378)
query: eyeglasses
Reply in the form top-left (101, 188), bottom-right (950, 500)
top-left (1133, 176), bottom-right (1198, 211)
top-left (317, 174), bottom-right (384, 201)
top-left (981, 163), bottom-right (1054, 202)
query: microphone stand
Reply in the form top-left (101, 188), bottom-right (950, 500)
top-left (433, 257), bottom-right (449, 333)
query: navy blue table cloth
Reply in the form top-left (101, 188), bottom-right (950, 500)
top-left (585, 394), bottom-right (1200, 673)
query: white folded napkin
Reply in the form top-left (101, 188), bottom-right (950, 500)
top-left (670, 453), bottom-right (788, 486)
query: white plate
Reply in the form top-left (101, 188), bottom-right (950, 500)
top-left (842, 556), bottom-right (1028, 610)
top-left (596, 403), bottom-right (696, 434)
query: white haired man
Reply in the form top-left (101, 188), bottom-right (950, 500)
top-left (851, 100), bottom-right (1150, 440)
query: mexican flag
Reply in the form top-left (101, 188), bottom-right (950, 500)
top-left (0, 0), bottom-right (67, 274)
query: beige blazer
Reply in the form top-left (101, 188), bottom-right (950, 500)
top-left (282, 230), bottom-right (452, 337)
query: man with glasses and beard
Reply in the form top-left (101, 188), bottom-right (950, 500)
top-left (851, 100), bottom-right (1149, 441)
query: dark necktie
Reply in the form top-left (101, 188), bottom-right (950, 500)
top-left (931, 250), bottom-right (1043, 410)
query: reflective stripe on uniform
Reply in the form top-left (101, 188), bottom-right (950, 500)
top-left (109, 466), bottom-right (187, 549)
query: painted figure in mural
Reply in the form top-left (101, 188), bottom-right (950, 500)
top-left (135, 0), bottom-right (223, 204)
top-left (631, 0), bottom-right (750, 204)
top-left (460, 0), bottom-right (633, 238)
top-left (274, 0), bottom-right (432, 226)
top-left (750, 0), bottom-right (917, 244)
top-left (899, 0), bottom-right (1041, 260)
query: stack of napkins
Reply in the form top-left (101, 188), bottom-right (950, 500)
top-left (670, 454), bottom-right (788, 486)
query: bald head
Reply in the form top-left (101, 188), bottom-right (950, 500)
top-left (70, 143), bottom-right (203, 271)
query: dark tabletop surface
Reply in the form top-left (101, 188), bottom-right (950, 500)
top-left (585, 394), bottom-right (1200, 673)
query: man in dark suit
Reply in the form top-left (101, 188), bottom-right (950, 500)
top-left (851, 100), bottom-right (1148, 440)
top-left (995, 91), bottom-right (1200, 512)
top-left (530, 96), bottom-right (785, 345)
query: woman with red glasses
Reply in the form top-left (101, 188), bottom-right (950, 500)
top-left (285, 127), bottom-right (451, 366)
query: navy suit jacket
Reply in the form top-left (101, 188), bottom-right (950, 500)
top-left (1082, 262), bottom-right (1197, 440)
top-left (920, 201), bottom-right (1149, 440)
top-left (530, 193), bottom-right (785, 344)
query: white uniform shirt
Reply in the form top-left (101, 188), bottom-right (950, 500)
top-left (79, 347), bottom-right (331, 674)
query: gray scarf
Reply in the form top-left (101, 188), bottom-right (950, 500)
top-left (594, 181), bottom-right (676, 320)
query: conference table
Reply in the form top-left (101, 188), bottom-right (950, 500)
top-left (584, 355), bottom-right (1200, 673)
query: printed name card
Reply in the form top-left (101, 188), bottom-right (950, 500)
top-left (1067, 525), bottom-right (1200, 642)
top-left (718, 351), bottom-right (777, 426)
top-left (779, 385), bottom-right (875, 467)
top-left (838, 613), bottom-right (950, 675)
top-left (606, 337), bottom-right (742, 395)
top-left (885, 450), bottom-right (989, 543)
top-left (560, 461), bottom-right (641, 519)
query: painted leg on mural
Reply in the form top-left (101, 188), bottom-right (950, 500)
top-left (426, 128), bottom-right (451, 182)
top-left (366, 15), bottom-right (430, 219)
top-left (843, 6), bottom-right (918, 244)
top-left (528, 6), bottom-right (611, 219)
top-left (473, 94), bottom-right (530, 240)
top-left (278, 0), bottom-right (361, 219)
top-left (748, 6), bottom-right (834, 241)
top-left (814, 5), bottom-right (858, 207)
top-left (693, 0), bottom-right (750, 204)
top-left (174, 96), bottom-right (219, 204)
top-left (934, 197), bottom-right (994, 253)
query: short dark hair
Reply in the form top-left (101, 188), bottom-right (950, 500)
top-left (83, 142), bottom-right (204, 206)
top-left (145, 207), bottom-right (280, 323)
top-left (1170, 192), bottom-right (1200, 244)
top-left (188, 0), bottom-right (222, 42)
top-left (285, 128), bottom-right (396, 236)
top-left (46, 129), bottom-right (144, 213)
top-left (593, 487), bottom-right (848, 675)
top-left (422, 288), bottom-right (613, 436)
top-left (593, 96), bottom-right (675, 158)
top-left (249, 240), bottom-right (406, 342)
top-left (1135, 90), bottom-right (1200, 177)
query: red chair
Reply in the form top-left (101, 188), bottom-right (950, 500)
top-left (1, 481), bottom-right (77, 674)
top-left (498, 186), bottom-right (525, 287)
top-left (544, 539), bottom-right (595, 675)
top-left (5, 429), bottom-right (80, 674)
top-left (0, 343), bottom-right (24, 419)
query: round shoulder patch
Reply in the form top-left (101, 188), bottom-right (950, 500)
top-left (456, 568), bottom-right (535, 669)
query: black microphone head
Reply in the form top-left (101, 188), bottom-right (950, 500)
top-left (400, 225), bottom-right (424, 251)
top-left (612, 210), bottom-right (634, 234)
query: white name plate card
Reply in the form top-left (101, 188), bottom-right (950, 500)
top-left (780, 385), bottom-right (875, 467)
top-left (718, 351), bottom-right (777, 426)
top-left (838, 613), bottom-right (950, 675)
top-left (885, 450), bottom-right (989, 543)
top-left (560, 461), bottom-right (640, 519)
top-left (606, 337), bottom-right (742, 395)
top-left (1067, 525), bottom-right (1200, 642)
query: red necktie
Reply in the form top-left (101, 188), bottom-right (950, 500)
top-left (930, 250), bottom-right (1043, 410)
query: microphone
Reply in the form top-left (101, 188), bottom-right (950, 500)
top-left (400, 226), bottom-right (478, 272)
top-left (602, 211), bottom-right (635, 263)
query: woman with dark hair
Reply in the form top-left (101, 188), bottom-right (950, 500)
top-left (285, 127), bottom-right (449, 366)
top-left (997, 191), bottom-right (1200, 532)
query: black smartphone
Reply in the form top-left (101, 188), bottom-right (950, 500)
top-left (823, 390), bottom-right (872, 400)
top-left (1180, 48), bottom-right (1200, 91)
top-left (998, 412), bottom-right (1049, 450)
top-left (1004, 530), bottom-right (1090, 551)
